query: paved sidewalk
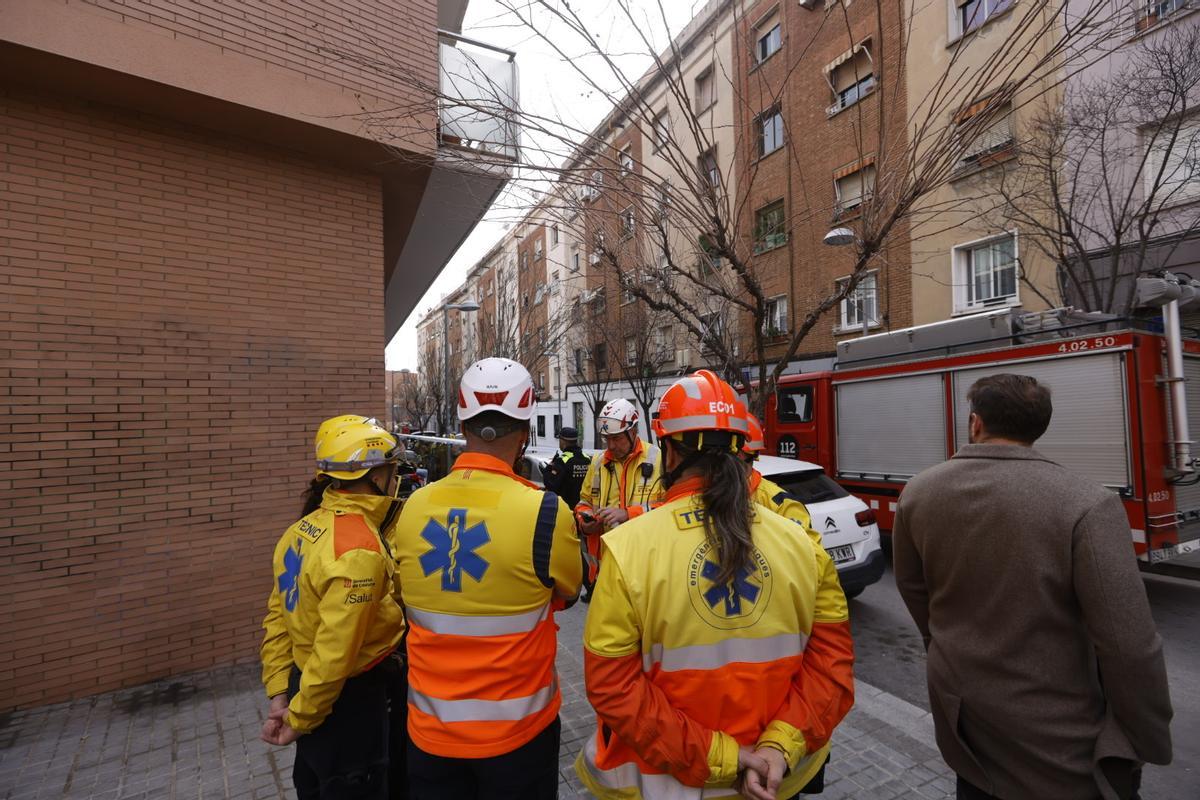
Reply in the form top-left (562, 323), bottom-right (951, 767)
top-left (1, 605), bottom-right (954, 799)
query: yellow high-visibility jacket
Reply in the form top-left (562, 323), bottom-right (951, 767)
top-left (750, 470), bottom-right (823, 546)
top-left (260, 489), bottom-right (406, 733)
top-left (576, 438), bottom-right (665, 523)
top-left (576, 476), bottom-right (855, 799)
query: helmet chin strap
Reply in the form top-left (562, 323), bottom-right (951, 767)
top-left (660, 440), bottom-right (701, 489)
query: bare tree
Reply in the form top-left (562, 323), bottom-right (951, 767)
top-left (336, 0), bottom-right (1118, 416)
top-left (977, 22), bottom-right (1200, 314)
top-left (418, 340), bottom-right (449, 435)
top-left (602, 295), bottom-right (680, 441)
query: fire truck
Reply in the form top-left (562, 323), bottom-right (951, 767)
top-left (762, 305), bottom-right (1200, 565)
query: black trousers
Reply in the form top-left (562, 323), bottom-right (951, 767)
top-left (957, 769), bottom-right (1143, 800)
top-left (406, 716), bottom-right (561, 800)
top-left (287, 658), bottom-right (407, 800)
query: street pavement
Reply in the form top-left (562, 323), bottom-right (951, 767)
top-left (1, 601), bottom-right (959, 800)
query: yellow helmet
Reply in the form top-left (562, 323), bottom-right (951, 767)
top-left (314, 415), bottom-right (370, 456)
top-left (315, 419), bottom-right (400, 481)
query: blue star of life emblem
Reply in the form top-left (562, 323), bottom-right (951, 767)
top-left (277, 537), bottom-right (304, 612)
top-left (701, 560), bottom-right (760, 616)
top-left (419, 508), bottom-right (490, 592)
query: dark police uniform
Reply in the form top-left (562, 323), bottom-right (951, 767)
top-left (542, 429), bottom-right (589, 509)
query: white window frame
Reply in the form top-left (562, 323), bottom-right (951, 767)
top-left (625, 335), bottom-right (638, 366)
top-left (655, 325), bottom-right (674, 362)
top-left (955, 102), bottom-right (1014, 173)
top-left (949, 0), bottom-right (1014, 40)
top-left (755, 20), bottom-right (782, 64)
top-left (763, 294), bottom-right (789, 337)
top-left (952, 231), bottom-right (1020, 314)
top-left (757, 106), bottom-right (784, 157)
top-left (836, 270), bottom-right (880, 332)
top-left (571, 250), bottom-right (581, 272)
top-left (619, 144), bottom-right (634, 176)
top-left (652, 110), bottom-right (669, 151)
top-left (699, 149), bottom-right (719, 188)
top-left (695, 67), bottom-right (716, 112)
top-left (534, 239), bottom-right (543, 261)
top-left (834, 164), bottom-right (876, 215)
top-left (551, 224), bottom-right (559, 245)
top-left (621, 206), bottom-right (636, 238)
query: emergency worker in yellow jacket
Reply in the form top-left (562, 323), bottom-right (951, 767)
top-left (576, 371), bottom-right (856, 800)
top-left (390, 357), bottom-right (582, 800)
top-left (743, 414), bottom-right (822, 547)
top-left (576, 398), bottom-right (665, 588)
top-left (260, 417), bottom-right (408, 800)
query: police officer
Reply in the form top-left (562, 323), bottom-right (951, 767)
top-left (390, 358), bottom-right (582, 800)
top-left (260, 417), bottom-right (408, 799)
top-left (542, 426), bottom-right (589, 509)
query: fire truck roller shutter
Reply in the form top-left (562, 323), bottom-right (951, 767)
top-left (1166, 355), bottom-right (1200, 516)
top-left (836, 373), bottom-right (948, 480)
top-left (952, 352), bottom-right (1131, 491)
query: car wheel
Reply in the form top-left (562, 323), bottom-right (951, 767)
top-left (843, 586), bottom-right (865, 600)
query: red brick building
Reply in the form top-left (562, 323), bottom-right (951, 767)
top-left (0, 0), bottom-right (514, 710)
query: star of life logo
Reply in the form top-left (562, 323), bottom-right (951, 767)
top-left (277, 537), bottom-right (304, 612)
top-left (419, 508), bottom-right (490, 592)
top-left (687, 541), bottom-right (772, 630)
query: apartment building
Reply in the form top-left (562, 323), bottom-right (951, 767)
top-left (1, 0), bottom-right (515, 709)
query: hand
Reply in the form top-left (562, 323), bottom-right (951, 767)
top-left (578, 514), bottom-right (603, 535)
top-left (261, 719), bottom-right (302, 746)
top-left (734, 746), bottom-right (770, 798)
top-left (260, 694), bottom-right (289, 742)
top-left (739, 746), bottom-right (788, 800)
top-left (596, 507), bottom-right (630, 527)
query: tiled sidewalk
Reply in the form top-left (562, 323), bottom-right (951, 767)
top-left (1, 605), bottom-right (954, 799)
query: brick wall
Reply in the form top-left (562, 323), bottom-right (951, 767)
top-left (78, 0), bottom-right (437, 114)
top-left (0, 89), bottom-right (385, 710)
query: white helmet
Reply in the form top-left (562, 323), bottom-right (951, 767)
top-left (458, 357), bottom-right (536, 421)
top-left (598, 398), bottom-right (639, 436)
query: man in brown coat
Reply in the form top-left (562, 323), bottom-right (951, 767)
top-left (893, 373), bottom-right (1172, 800)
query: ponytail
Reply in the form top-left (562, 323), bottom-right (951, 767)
top-left (299, 475), bottom-right (334, 519)
top-left (671, 440), bottom-right (755, 584)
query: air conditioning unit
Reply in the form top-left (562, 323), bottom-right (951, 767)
top-left (676, 348), bottom-right (693, 367)
top-left (589, 251), bottom-right (601, 266)
top-left (582, 185), bottom-right (599, 202)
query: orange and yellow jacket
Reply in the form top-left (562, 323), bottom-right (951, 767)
top-left (575, 477), bottom-right (855, 799)
top-left (575, 437), bottom-right (665, 525)
top-left (750, 470), bottom-right (822, 546)
top-left (390, 452), bottom-right (583, 758)
top-left (260, 490), bottom-right (406, 733)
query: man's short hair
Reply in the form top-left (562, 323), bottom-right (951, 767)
top-left (967, 374), bottom-right (1052, 444)
top-left (463, 410), bottom-right (527, 441)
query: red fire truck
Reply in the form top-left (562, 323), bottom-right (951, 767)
top-left (762, 307), bottom-right (1200, 565)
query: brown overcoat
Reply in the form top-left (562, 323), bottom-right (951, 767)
top-left (892, 444), bottom-right (1172, 800)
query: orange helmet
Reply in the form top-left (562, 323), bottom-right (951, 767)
top-left (653, 369), bottom-right (749, 451)
top-left (743, 414), bottom-right (765, 456)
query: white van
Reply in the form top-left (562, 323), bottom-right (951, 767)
top-left (756, 454), bottom-right (885, 598)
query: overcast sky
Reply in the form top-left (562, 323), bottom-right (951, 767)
top-left (384, 0), bottom-right (703, 370)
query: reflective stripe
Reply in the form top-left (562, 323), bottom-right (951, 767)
top-left (578, 734), bottom-right (733, 799)
top-left (406, 604), bottom-right (549, 637)
top-left (642, 632), bottom-right (808, 672)
top-left (409, 677), bottom-right (558, 723)
top-left (657, 414), bottom-right (722, 433)
top-left (679, 377), bottom-right (703, 399)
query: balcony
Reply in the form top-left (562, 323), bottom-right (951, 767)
top-left (438, 30), bottom-right (519, 162)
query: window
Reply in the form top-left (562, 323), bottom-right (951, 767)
top-left (621, 278), bottom-right (636, 305)
top-left (834, 162), bottom-right (876, 215)
top-left (653, 111), bottom-right (669, 151)
top-left (574, 347), bottom-right (586, 375)
top-left (826, 44), bottom-right (875, 115)
top-left (594, 289), bottom-right (607, 315)
top-left (754, 200), bottom-right (787, 253)
top-left (837, 271), bottom-right (878, 330)
top-left (1138, 0), bottom-right (1191, 31)
top-left (776, 385), bottom-right (814, 423)
top-left (657, 182), bottom-right (671, 219)
top-left (594, 342), bottom-right (608, 370)
top-left (695, 68), bottom-right (716, 112)
top-left (699, 234), bottom-right (722, 274)
top-left (571, 250), bottom-right (581, 272)
top-left (625, 336), bottom-right (638, 366)
top-left (534, 240), bottom-right (543, 261)
top-left (550, 270), bottom-right (560, 294)
top-left (953, 0), bottom-right (1013, 39)
top-left (764, 295), bottom-right (789, 336)
top-left (757, 106), bottom-right (784, 157)
top-left (773, 470), bottom-right (850, 503)
top-left (619, 144), bottom-right (634, 175)
top-left (954, 233), bottom-right (1018, 311)
top-left (1145, 116), bottom-right (1200, 206)
top-left (699, 149), bottom-right (720, 189)
top-left (551, 224), bottom-right (559, 245)
top-left (756, 21), bottom-right (782, 64)
top-left (621, 206), bottom-right (636, 238)
top-left (700, 311), bottom-right (723, 353)
top-left (537, 415), bottom-right (546, 437)
top-left (523, 292), bottom-right (530, 308)
top-left (655, 325), bottom-right (674, 361)
top-left (584, 169), bottom-right (603, 201)
top-left (955, 101), bottom-right (1014, 173)
top-left (519, 251), bottom-right (528, 271)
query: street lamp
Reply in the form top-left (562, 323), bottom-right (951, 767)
top-left (823, 227), bottom-right (871, 337)
top-left (442, 300), bottom-right (480, 436)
